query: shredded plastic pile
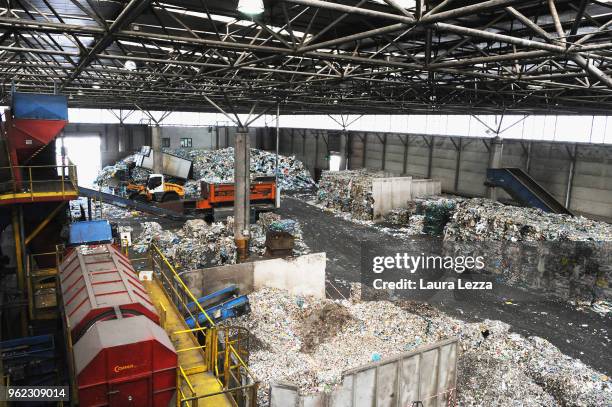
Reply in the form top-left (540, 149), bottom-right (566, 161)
top-left (95, 154), bottom-right (149, 187)
top-left (170, 147), bottom-right (315, 191)
top-left (96, 148), bottom-right (315, 194)
top-left (133, 214), bottom-right (309, 269)
top-left (229, 287), bottom-right (612, 406)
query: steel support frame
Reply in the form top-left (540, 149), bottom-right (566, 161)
top-left (0, 1), bottom-right (611, 114)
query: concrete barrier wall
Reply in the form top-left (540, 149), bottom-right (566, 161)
top-left (183, 262), bottom-right (253, 299)
top-left (371, 177), bottom-right (412, 219)
top-left (253, 253), bottom-right (326, 299)
top-left (182, 253), bottom-right (327, 300)
top-left (270, 338), bottom-right (459, 407)
top-left (411, 179), bottom-right (442, 198)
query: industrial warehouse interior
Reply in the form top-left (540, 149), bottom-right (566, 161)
top-left (0, 0), bottom-right (612, 406)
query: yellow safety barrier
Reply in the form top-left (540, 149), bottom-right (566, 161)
top-left (147, 244), bottom-right (259, 407)
top-left (0, 164), bottom-right (78, 203)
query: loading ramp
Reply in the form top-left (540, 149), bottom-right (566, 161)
top-left (486, 168), bottom-right (573, 215)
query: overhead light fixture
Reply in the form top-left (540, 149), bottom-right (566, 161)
top-left (237, 0), bottom-right (265, 15)
top-left (124, 60), bottom-right (137, 71)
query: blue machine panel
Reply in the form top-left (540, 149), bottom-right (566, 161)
top-left (0, 334), bottom-right (57, 386)
top-left (183, 285), bottom-right (251, 328)
top-left (12, 92), bottom-right (68, 121)
top-left (69, 220), bottom-right (113, 246)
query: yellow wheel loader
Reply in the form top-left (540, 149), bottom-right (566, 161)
top-left (128, 174), bottom-right (185, 202)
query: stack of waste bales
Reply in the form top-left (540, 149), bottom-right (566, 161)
top-left (417, 197), bottom-right (459, 236)
top-left (317, 170), bottom-right (389, 221)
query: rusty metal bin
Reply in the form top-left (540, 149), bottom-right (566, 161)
top-left (265, 231), bottom-right (295, 256)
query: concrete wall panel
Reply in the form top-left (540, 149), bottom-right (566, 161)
top-left (269, 338), bottom-right (459, 407)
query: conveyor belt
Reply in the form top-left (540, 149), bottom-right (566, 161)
top-left (78, 186), bottom-right (186, 220)
top-left (486, 167), bottom-right (573, 215)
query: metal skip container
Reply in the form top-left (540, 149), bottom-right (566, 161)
top-left (59, 244), bottom-right (177, 406)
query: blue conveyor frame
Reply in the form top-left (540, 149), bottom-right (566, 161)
top-left (486, 168), bottom-right (573, 215)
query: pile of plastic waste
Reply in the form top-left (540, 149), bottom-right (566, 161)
top-left (95, 154), bottom-right (149, 186)
top-left (133, 214), bottom-right (310, 269)
top-left (96, 148), bottom-right (315, 194)
top-left (173, 147), bottom-right (315, 191)
top-left (227, 287), bottom-right (612, 406)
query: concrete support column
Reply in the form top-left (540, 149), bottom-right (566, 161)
top-left (488, 136), bottom-right (504, 201)
top-left (381, 134), bottom-right (388, 171)
top-left (151, 125), bottom-right (163, 173)
top-left (344, 131), bottom-right (350, 170)
top-left (426, 136), bottom-right (434, 179)
top-left (454, 138), bottom-right (462, 193)
top-left (234, 129), bottom-right (250, 260)
top-left (565, 144), bottom-right (577, 209)
top-left (525, 141), bottom-right (533, 174)
top-left (362, 134), bottom-right (368, 167)
top-left (118, 124), bottom-right (125, 153)
top-left (402, 136), bottom-right (409, 175)
top-left (314, 133), bottom-right (319, 169)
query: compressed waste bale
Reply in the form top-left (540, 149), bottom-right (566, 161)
top-left (418, 197), bottom-right (458, 236)
top-left (383, 208), bottom-right (412, 225)
top-left (444, 198), bottom-right (612, 242)
top-left (317, 169), bottom-right (391, 221)
top-left (265, 231), bottom-right (295, 254)
top-left (380, 198), bottom-right (459, 236)
top-left (442, 198), bottom-right (612, 307)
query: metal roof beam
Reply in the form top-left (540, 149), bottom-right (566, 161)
top-left (60, 0), bottom-right (151, 90)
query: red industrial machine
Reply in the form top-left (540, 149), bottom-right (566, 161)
top-left (195, 176), bottom-right (277, 211)
top-left (58, 244), bottom-right (176, 407)
top-left (3, 92), bottom-right (68, 187)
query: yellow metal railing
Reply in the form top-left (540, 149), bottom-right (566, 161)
top-left (149, 244), bottom-right (259, 407)
top-left (0, 164), bottom-right (78, 200)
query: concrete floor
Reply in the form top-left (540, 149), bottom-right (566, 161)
top-left (277, 197), bottom-right (612, 376)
